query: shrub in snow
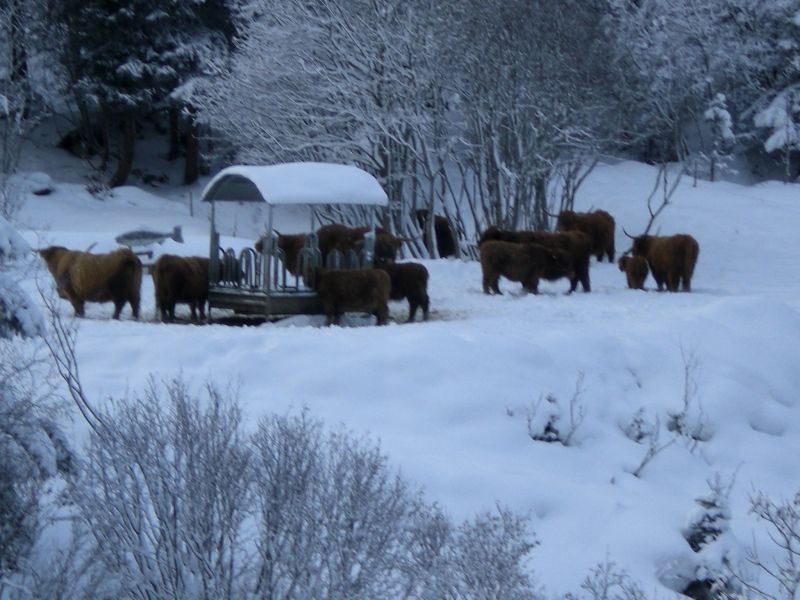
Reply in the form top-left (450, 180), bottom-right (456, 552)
top-left (564, 558), bottom-right (647, 600)
top-left (526, 373), bottom-right (587, 446)
top-left (67, 380), bottom-right (542, 600)
top-left (0, 274), bottom-right (45, 339)
top-left (0, 338), bottom-right (72, 582)
top-left (621, 407), bottom-right (658, 444)
top-left (0, 216), bottom-right (44, 339)
top-left (527, 393), bottom-right (564, 443)
top-left (683, 474), bottom-right (733, 553)
top-left (666, 350), bottom-right (713, 451)
top-left (252, 412), bottom-right (541, 600)
top-left (738, 489), bottom-right (800, 600)
top-left (624, 351), bottom-right (711, 477)
top-left (0, 216), bottom-right (62, 583)
top-left (69, 378), bottom-right (252, 600)
top-left (660, 475), bottom-right (740, 600)
top-left (659, 555), bottom-right (739, 600)
top-left (621, 407), bottom-right (676, 478)
top-left (445, 505), bottom-right (541, 600)
top-left (250, 410), bottom-right (420, 599)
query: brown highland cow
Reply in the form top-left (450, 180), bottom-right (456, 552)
top-left (480, 240), bottom-right (572, 295)
top-left (314, 268), bottom-right (391, 326)
top-left (317, 224), bottom-right (403, 266)
top-left (479, 227), bottom-right (591, 293)
top-left (376, 261), bottom-right (430, 322)
top-left (39, 246), bottom-right (142, 319)
top-left (152, 255), bottom-right (210, 322)
top-left (556, 209), bottom-right (616, 262)
top-left (631, 234), bottom-right (699, 292)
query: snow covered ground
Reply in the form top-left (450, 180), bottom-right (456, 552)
top-left (10, 149), bottom-right (800, 597)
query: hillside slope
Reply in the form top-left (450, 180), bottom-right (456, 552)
top-left (13, 155), bottom-right (800, 597)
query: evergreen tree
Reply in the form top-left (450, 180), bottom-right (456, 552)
top-left (54, 0), bottom-right (238, 186)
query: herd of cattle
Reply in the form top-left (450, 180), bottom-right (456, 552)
top-left (36, 209), bottom-right (700, 326)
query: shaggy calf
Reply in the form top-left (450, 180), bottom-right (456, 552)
top-left (377, 262), bottom-right (430, 322)
top-left (556, 209), bottom-right (616, 262)
top-left (152, 255), bottom-right (210, 322)
top-left (480, 240), bottom-right (572, 295)
top-left (39, 246), bottom-right (142, 319)
top-left (479, 227), bottom-right (591, 293)
top-left (314, 268), bottom-right (391, 326)
top-left (618, 255), bottom-right (649, 290)
top-left (631, 233), bottom-right (699, 292)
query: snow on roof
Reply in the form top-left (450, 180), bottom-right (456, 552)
top-left (202, 163), bottom-right (388, 207)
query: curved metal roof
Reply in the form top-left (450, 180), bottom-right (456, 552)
top-left (202, 163), bottom-right (388, 207)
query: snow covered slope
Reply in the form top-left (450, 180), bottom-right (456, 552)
top-left (13, 158), bottom-right (800, 596)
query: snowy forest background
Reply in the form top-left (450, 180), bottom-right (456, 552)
top-left (2, 1), bottom-right (800, 600)
top-left (3, 0), bottom-right (800, 235)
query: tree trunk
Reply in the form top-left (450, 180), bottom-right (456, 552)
top-left (183, 107), bottom-right (199, 185)
top-left (9, 0), bottom-right (29, 87)
top-left (99, 112), bottom-right (110, 171)
top-left (9, 0), bottom-right (30, 118)
top-left (168, 106), bottom-right (181, 162)
top-left (533, 175), bottom-right (548, 230)
top-left (110, 113), bottom-right (135, 188)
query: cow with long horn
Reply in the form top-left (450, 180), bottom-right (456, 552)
top-left (623, 228), bottom-right (699, 292)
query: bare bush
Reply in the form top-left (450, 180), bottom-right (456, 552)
top-left (250, 412), bottom-right (543, 600)
top-left (69, 378), bottom-right (252, 600)
top-left (564, 558), bottom-right (648, 600)
top-left (666, 349), bottom-right (712, 451)
top-left (0, 325), bottom-right (69, 594)
top-left (445, 505), bottom-right (541, 600)
top-left (625, 411), bottom-right (676, 479)
top-left (526, 373), bottom-right (587, 447)
top-left (250, 411), bottom-right (424, 600)
top-left (739, 490), bottom-right (800, 600)
top-left (624, 350), bottom-right (710, 478)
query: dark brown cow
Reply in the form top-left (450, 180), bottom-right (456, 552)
top-left (479, 227), bottom-right (591, 293)
top-left (152, 255), bottom-right (209, 322)
top-left (317, 224), bottom-right (403, 266)
top-left (377, 262), bottom-right (430, 322)
top-left (314, 268), bottom-right (391, 326)
top-left (556, 209), bottom-right (616, 262)
top-left (629, 233), bottom-right (699, 292)
top-left (479, 240), bottom-right (572, 295)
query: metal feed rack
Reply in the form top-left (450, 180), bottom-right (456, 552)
top-left (202, 163), bottom-right (389, 319)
